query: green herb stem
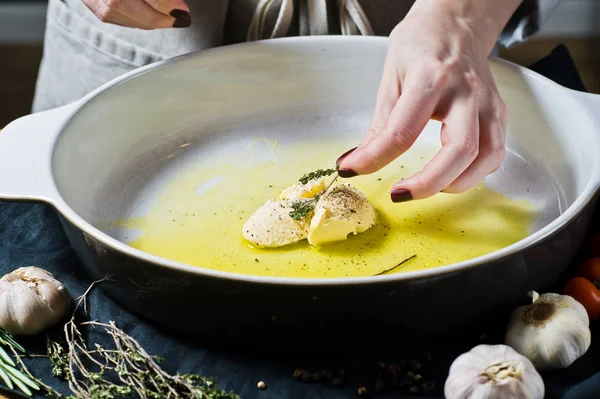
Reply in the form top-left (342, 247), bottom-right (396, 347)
top-left (298, 167), bottom-right (338, 185)
top-left (374, 255), bottom-right (417, 276)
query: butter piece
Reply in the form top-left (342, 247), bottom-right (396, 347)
top-left (308, 183), bottom-right (376, 246)
top-left (280, 178), bottom-right (326, 200)
top-left (242, 199), bottom-right (310, 248)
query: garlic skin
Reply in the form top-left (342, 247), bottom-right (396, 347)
top-left (505, 291), bottom-right (591, 370)
top-left (445, 344), bottom-right (544, 399)
top-left (0, 267), bottom-right (71, 335)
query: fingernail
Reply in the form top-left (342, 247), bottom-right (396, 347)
top-left (390, 189), bottom-right (413, 203)
top-left (336, 147), bottom-right (357, 167)
top-left (338, 169), bottom-right (358, 178)
top-left (171, 9), bottom-right (191, 27)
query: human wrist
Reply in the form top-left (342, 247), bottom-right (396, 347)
top-left (408, 0), bottom-right (524, 56)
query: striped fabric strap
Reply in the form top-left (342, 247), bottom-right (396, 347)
top-left (247, 0), bottom-right (374, 41)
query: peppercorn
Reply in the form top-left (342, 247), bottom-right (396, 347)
top-left (292, 369), bottom-right (303, 380)
top-left (357, 387), bottom-right (369, 397)
top-left (293, 369), bottom-right (312, 382)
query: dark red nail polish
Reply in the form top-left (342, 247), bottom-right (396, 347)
top-left (336, 147), bottom-right (357, 167)
top-left (338, 169), bottom-right (358, 178)
top-left (171, 9), bottom-right (191, 27)
top-left (390, 189), bottom-right (413, 203)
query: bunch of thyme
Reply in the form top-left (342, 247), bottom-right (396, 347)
top-left (0, 279), bottom-right (240, 399)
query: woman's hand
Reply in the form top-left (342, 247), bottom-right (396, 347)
top-left (336, 0), bottom-right (523, 202)
top-left (81, 0), bottom-right (191, 29)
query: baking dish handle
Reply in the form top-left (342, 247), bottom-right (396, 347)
top-left (0, 103), bottom-right (78, 202)
top-left (572, 90), bottom-right (600, 189)
top-left (571, 90), bottom-right (600, 130)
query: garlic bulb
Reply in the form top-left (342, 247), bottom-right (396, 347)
top-left (0, 267), bottom-right (70, 335)
top-left (505, 291), bottom-right (591, 370)
top-left (444, 344), bottom-right (544, 399)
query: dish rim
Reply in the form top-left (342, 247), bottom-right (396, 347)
top-left (46, 35), bottom-right (600, 286)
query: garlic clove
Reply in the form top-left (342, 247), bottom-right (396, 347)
top-left (445, 344), bottom-right (544, 399)
top-left (505, 291), bottom-right (591, 370)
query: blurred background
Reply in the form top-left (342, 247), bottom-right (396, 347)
top-left (0, 0), bottom-right (599, 127)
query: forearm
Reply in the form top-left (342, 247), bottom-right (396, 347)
top-left (407, 0), bottom-right (524, 55)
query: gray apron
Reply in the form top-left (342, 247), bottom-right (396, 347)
top-left (32, 0), bottom-right (552, 113)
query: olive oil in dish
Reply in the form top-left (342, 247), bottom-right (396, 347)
top-left (114, 139), bottom-right (536, 278)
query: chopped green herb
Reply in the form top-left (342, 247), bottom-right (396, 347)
top-left (290, 172), bottom-right (339, 221)
top-left (298, 167), bottom-right (337, 185)
top-left (374, 255), bottom-right (417, 276)
top-left (289, 200), bottom-right (315, 221)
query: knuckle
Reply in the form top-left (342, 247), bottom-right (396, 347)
top-left (418, 61), bottom-right (451, 91)
top-left (387, 127), bottom-right (414, 153)
top-left (97, 8), bottom-right (113, 22)
top-left (463, 71), bottom-right (481, 91)
top-left (105, 0), bottom-right (122, 9)
top-left (96, 2), bottom-right (116, 22)
top-left (145, 16), bottom-right (163, 29)
top-left (458, 138), bottom-right (479, 159)
top-left (490, 142), bottom-right (506, 167)
top-left (497, 99), bottom-right (509, 124)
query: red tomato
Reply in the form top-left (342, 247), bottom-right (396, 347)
top-left (564, 277), bottom-right (600, 320)
top-left (577, 257), bottom-right (600, 283)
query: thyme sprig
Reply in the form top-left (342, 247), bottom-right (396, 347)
top-left (289, 172), bottom-right (340, 221)
top-left (298, 167), bottom-right (338, 185)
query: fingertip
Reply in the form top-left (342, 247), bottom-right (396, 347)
top-left (170, 9), bottom-right (191, 27)
top-left (336, 147), bottom-right (357, 168)
top-left (390, 188), bottom-right (413, 203)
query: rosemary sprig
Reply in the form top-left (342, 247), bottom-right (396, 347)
top-left (0, 329), bottom-right (25, 353)
top-left (0, 328), bottom-right (40, 396)
top-left (374, 255), bottom-right (417, 276)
